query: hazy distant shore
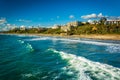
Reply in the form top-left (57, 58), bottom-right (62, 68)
top-left (1, 33), bottom-right (120, 40)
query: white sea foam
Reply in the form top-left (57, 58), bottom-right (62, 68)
top-left (28, 37), bottom-right (120, 53)
top-left (25, 37), bottom-right (50, 41)
top-left (16, 35), bottom-right (26, 37)
top-left (22, 73), bottom-right (49, 80)
top-left (106, 45), bottom-right (120, 53)
top-left (18, 40), bottom-right (34, 52)
top-left (59, 38), bottom-right (120, 46)
top-left (26, 37), bottom-right (120, 46)
top-left (48, 49), bottom-right (120, 80)
top-left (18, 40), bottom-right (25, 44)
top-left (16, 34), bottom-right (37, 37)
top-left (22, 73), bottom-right (33, 77)
top-left (26, 43), bottom-right (34, 52)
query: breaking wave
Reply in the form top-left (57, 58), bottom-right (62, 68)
top-left (18, 40), bottom-right (34, 52)
top-left (25, 37), bottom-right (119, 46)
top-left (106, 45), bottom-right (120, 53)
top-left (48, 49), bottom-right (120, 80)
top-left (25, 37), bottom-right (50, 41)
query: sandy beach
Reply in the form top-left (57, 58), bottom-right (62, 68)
top-left (1, 33), bottom-right (120, 40)
top-left (45, 34), bottom-right (120, 40)
top-left (75, 34), bottom-right (120, 40)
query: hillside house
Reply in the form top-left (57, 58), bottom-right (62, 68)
top-left (105, 20), bottom-right (120, 25)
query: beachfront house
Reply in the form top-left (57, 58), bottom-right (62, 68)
top-left (67, 21), bottom-right (82, 27)
top-left (20, 25), bottom-right (26, 31)
top-left (61, 21), bottom-right (81, 32)
top-left (104, 20), bottom-right (120, 25)
top-left (52, 24), bottom-right (61, 29)
top-left (61, 25), bottom-right (72, 32)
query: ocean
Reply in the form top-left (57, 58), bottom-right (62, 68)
top-left (0, 34), bottom-right (120, 80)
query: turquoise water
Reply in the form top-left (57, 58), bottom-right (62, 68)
top-left (0, 34), bottom-right (120, 80)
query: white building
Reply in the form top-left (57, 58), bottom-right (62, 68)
top-left (61, 21), bottom-right (82, 32)
top-left (20, 25), bottom-right (26, 30)
top-left (105, 20), bottom-right (120, 25)
top-left (61, 25), bottom-right (73, 32)
top-left (67, 21), bottom-right (81, 27)
top-left (52, 24), bottom-right (61, 29)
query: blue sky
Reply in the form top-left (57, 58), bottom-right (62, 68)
top-left (0, 0), bottom-right (120, 28)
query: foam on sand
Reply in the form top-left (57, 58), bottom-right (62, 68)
top-left (48, 49), bottom-right (120, 80)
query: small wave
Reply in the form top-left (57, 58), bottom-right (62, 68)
top-left (15, 34), bottom-right (36, 37)
top-left (16, 35), bottom-right (26, 37)
top-left (21, 72), bottom-right (48, 80)
top-left (106, 45), bottom-right (120, 53)
top-left (25, 37), bottom-right (51, 41)
top-left (26, 37), bottom-right (119, 46)
top-left (18, 40), bottom-right (25, 44)
top-left (26, 43), bottom-right (34, 52)
top-left (22, 73), bottom-right (33, 77)
top-left (48, 49), bottom-right (120, 80)
top-left (58, 39), bottom-right (120, 46)
top-left (18, 40), bottom-right (34, 52)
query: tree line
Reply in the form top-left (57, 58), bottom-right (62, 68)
top-left (2, 17), bottom-right (120, 35)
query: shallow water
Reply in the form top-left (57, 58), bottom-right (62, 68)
top-left (0, 34), bottom-right (120, 80)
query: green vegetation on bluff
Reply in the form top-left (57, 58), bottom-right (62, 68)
top-left (71, 24), bottom-right (120, 35)
top-left (3, 24), bottom-right (120, 35)
top-left (2, 18), bottom-right (120, 35)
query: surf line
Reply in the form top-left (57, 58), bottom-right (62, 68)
top-left (48, 48), bottom-right (120, 80)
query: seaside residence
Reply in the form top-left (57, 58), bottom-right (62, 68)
top-left (20, 25), bottom-right (26, 31)
top-left (61, 21), bottom-right (81, 32)
top-left (67, 21), bottom-right (82, 27)
top-left (52, 24), bottom-right (61, 29)
top-left (104, 20), bottom-right (120, 25)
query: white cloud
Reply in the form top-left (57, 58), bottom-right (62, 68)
top-left (107, 16), bottom-right (120, 20)
top-left (81, 13), bottom-right (105, 19)
top-left (81, 13), bottom-right (120, 20)
top-left (0, 18), bottom-right (7, 24)
top-left (57, 16), bottom-right (60, 19)
top-left (0, 23), bottom-right (17, 31)
top-left (6, 24), bottom-right (11, 26)
top-left (88, 19), bottom-right (93, 23)
top-left (98, 13), bottom-right (103, 18)
top-left (0, 18), bottom-right (18, 31)
top-left (81, 13), bottom-right (97, 19)
top-left (69, 15), bottom-right (75, 19)
top-left (17, 19), bottom-right (31, 22)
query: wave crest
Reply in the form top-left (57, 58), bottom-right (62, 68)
top-left (26, 37), bottom-right (119, 46)
top-left (48, 49), bottom-right (120, 80)
top-left (18, 40), bottom-right (34, 52)
top-left (106, 45), bottom-right (120, 53)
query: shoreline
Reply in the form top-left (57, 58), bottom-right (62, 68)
top-left (1, 33), bottom-right (120, 40)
